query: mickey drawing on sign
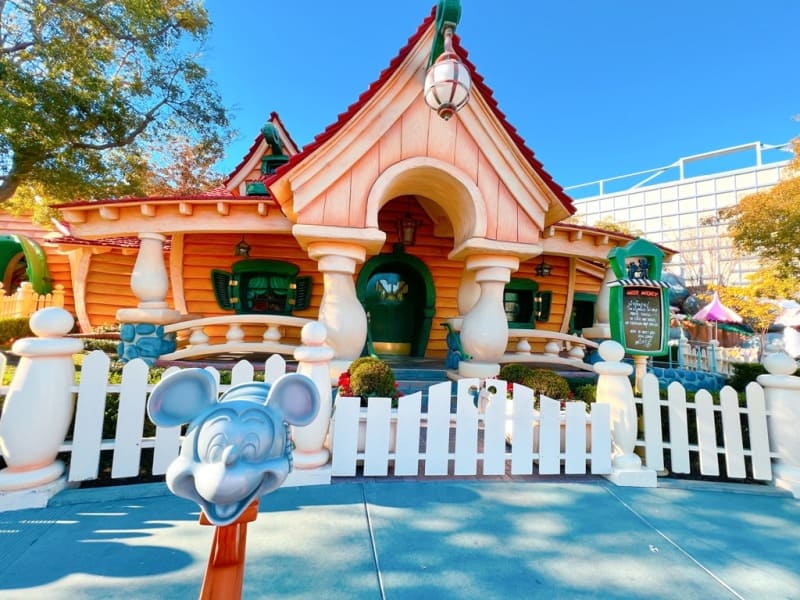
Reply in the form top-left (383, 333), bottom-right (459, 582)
top-left (147, 368), bottom-right (320, 526)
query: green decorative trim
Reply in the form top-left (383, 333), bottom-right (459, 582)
top-left (232, 259), bottom-right (299, 278)
top-left (607, 237), bottom-right (665, 280)
top-left (0, 234), bottom-right (52, 294)
top-left (535, 291), bottom-right (553, 323)
top-left (428, 0), bottom-right (463, 67)
top-left (260, 122), bottom-right (288, 175)
top-left (357, 251), bottom-right (436, 357)
top-left (607, 238), bottom-right (669, 356)
top-left (245, 181), bottom-right (269, 196)
top-left (504, 277), bottom-right (539, 329)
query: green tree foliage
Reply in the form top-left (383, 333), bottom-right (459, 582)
top-left (0, 0), bottom-right (230, 211)
top-left (719, 139), bottom-right (800, 280)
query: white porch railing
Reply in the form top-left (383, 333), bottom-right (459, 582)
top-left (161, 314), bottom-right (313, 360)
top-left (505, 329), bottom-right (598, 371)
top-left (0, 282), bottom-right (65, 319)
top-left (330, 379), bottom-right (612, 477)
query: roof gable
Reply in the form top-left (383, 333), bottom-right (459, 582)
top-left (267, 9), bottom-right (574, 226)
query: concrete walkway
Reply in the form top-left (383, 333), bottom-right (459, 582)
top-left (0, 477), bottom-right (798, 599)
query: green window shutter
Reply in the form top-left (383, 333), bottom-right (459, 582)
top-left (289, 276), bottom-right (313, 311)
top-left (211, 269), bottom-right (238, 311)
top-left (535, 291), bottom-right (553, 322)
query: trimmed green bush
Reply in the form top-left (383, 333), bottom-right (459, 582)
top-left (521, 368), bottom-right (572, 400)
top-left (0, 317), bottom-right (33, 347)
top-left (499, 363), bottom-right (532, 385)
top-left (725, 362), bottom-right (799, 392)
top-left (349, 359), bottom-right (398, 400)
top-left (573, 384), bottom-right (597, 404)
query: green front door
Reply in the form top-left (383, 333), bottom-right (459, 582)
top-left (357, 252), bottom-right (435, 358)
top-left (364, 268), bottom-right (422, 355)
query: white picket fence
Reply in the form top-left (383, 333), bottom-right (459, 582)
top-left (636, 372), bottom-right (775, 480)
top-left (59, 351), bottom-right (289, 483)
top-left (0, 350), bottom-right (779, 487)
top-left (330, 379), bottom-right (612, 477)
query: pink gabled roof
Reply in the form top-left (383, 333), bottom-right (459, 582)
top-left (265, 8), bottom-right (575, 215)
top-left (223, 111), bottom-right (299, 186)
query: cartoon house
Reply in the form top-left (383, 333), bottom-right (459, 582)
top-left (0, 3), bottom-right (671, 379)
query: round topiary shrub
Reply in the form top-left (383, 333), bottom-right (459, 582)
top-left (348, 356), bottom-right (382, 376)
top-left (521, 368), bottom-right (571, 400)
top-left (349, 359), bottom-right (398, 400)
top-left (499, 363), bottom-right (533, 385)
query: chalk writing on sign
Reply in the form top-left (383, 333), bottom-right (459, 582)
top-left (622, 286), bottom-right (664, 353)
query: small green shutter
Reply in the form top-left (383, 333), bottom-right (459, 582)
top-left (535, 291), bottom-right (553, 322)
top-left (289, 276), bottom-right (313, 311)
top-left (211, 269), bottom-right (239, 311)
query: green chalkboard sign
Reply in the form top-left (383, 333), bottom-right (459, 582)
top-left (620, 286), bottom-right (666, 354)
top-left (606, 238), bottom-right (670, 356)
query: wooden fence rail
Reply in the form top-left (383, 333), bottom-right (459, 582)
top-left (0, 282), bottom-right (65, 319)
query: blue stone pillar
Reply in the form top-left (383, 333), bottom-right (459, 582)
top-left (118, 323), bottom-right (177, 365)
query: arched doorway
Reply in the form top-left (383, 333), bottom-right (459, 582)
top-left (357, 249), bottom-right (435, 357)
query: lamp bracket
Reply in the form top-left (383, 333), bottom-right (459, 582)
top-left (429, 0), bottom-right (463, 67)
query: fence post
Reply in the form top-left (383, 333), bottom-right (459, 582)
top-left (594, 340), bottom-right (657, 487)
top-left (15, 282), bottom-right (35, 318)
top-left (52, 284), bottom-right (65, 308)
top-left (758, 351), bottom-right (800, 498)
top-left (0, 308), bottom-right (83, 503)
top-left (292, 321), bottom-right (334, 481)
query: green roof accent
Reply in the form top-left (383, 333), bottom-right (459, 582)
top-left (0, 234), bottom-right (52, 294)
top-left (245, 181), bottom-right (269, 196)
top-left (429, 0), bottom-right (463, 67)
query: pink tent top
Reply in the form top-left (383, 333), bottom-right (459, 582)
top-left (693, 292), bottom-right (743, 323)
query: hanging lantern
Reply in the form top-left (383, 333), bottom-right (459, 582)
top-left (423, 26), bottom-right (471, 121)
top-left (234, 236), bottom-right (251, 258)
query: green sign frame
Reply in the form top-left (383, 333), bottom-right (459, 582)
top-left (607, 238), bottom-right (670, 356)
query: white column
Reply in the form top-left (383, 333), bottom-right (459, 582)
top-left (0, 308), bottom-right (83, 493)
top-left (131, 232), bottom-right (169, 308)
top-left (458, 255), bottom-right (518, 379)
top-left (457, 267), bottom-right (480, 316)
top-left (117, 232), bottom-right (181, 324)
top-left (594, 340), bottom-right (656, 487)
top-left (758, 352), bottom-right (800, 498)
top-left (308, 242), bottom-right (368, 379)
top-left (117, 233), bottom-right (181, 364)
top-left (292, 321), bottom-right (334, 475)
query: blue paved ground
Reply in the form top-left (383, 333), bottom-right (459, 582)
top-left (0, 478), bottom-right (798, 599)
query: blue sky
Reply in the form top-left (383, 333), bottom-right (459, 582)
top-left (202, 1), bottom-right (799, 195)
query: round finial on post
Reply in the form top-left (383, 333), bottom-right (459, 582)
top-left (763, 351), bottom-right (798, 377)
top-left (29, 307), bottom-right (74, 338)
top-left (598, 340), bottom-right (625, 363)
top-left (301, 320), bottom-right (327, 347)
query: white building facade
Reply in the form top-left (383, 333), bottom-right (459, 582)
top-left (569, 142), bottom-right (792, 288)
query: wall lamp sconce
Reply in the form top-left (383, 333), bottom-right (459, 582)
top-left (234, 236), bottom-right (251, 258)
top-left (535, 258), bottom-right (552, 277)
top-left (423, 0), bottom-right (471, 121)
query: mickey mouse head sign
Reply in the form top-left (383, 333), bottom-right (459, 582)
top-left (147, 368), bottom-right (320, 525)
